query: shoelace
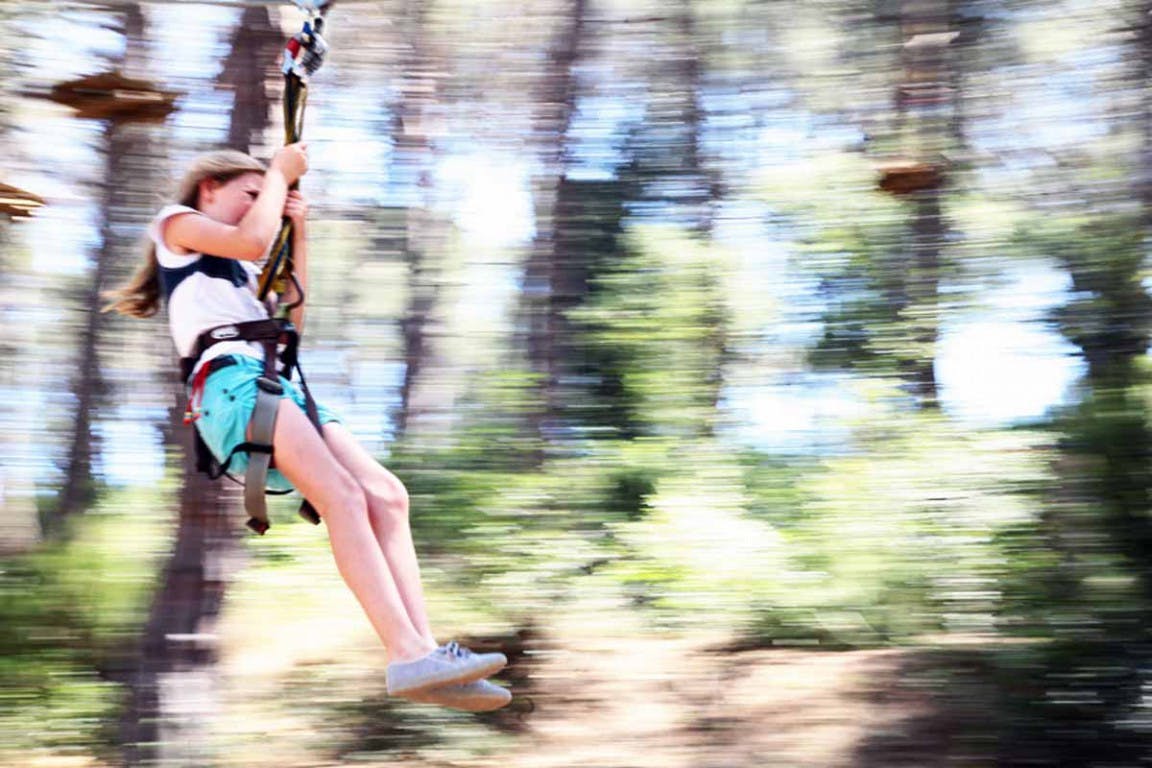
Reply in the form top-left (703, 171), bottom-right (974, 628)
top-left (438, 641), bottom-right (471, 660)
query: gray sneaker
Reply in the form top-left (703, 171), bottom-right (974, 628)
top-left (386, 641), bottom-right (507, 696)
top-left (400, 678), bottom-right (513, 712)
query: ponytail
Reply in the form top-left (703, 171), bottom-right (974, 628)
top-left (102, 245), bottom-right (161, 318)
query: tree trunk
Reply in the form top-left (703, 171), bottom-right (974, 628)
top-left (119, 5), bottom-right (275, 761)
top-left (1141, 0), bottom-right (1152, 230)
top-left (523, 0), bottom-right (588, 455)
top-left (0, 50), bottom-right (41, 550)
top-left (1108, 0), bottom-right (1152, 614)
top-left (893, 0), bottom-right (956, 408)
top-left (54, 4), bottom-right (150, 530)
top-left (673, 0), bottom-right (727, 434)
top-left (905, 189), bottom-right (943, 405)
top-left (221, 5), bottom-right (280, 153)
top-left (120, 405), bottom-right (242, 766)
top-left (1023, 4), bottom-right (1152, 761)
top-left (393, 0), bottom-right (440, 440)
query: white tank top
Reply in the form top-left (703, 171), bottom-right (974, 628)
top-left (149, 204), bottom-right (269, 372)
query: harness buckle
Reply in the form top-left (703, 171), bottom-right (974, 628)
top-left (256, 376), bottom-right (284, 396)
top-left (246, 517), bottom-right (271, 536)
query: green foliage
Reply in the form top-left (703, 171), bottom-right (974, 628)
top-left (757, 152), bottom-right (949, 387)
top-left (735, 397), bottom-right (1060, 648)
top-left (379, 358), bottom-right (1068, 650)
top-left (739, 452), bottom-right (821, 530)
top-left (396, 435), bottom-right (668, 553)
top-left (575, 224), bottom-right (729, 437)
top-left (1035, 217), bottom-right (1152, 383)
top-left (0, 489), bottom-right (172, 755)
top-left (14, 1), bottom-right (1152, 762)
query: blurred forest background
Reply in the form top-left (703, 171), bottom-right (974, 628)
top-left (3, 0), bottom-right (1152, 765)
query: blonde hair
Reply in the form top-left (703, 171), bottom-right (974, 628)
top-left (103, 150), bottom-right (267, 318)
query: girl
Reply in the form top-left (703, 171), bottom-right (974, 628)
top-left (105, 145), bottom-right (510, 712)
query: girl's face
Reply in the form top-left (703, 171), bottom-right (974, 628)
top-left (199, 171), bottom-right (264, 225)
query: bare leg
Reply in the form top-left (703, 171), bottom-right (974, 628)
top-left (321, 421), bottom-right (436, 646)
top-left (269, 400), bottom-right (434, 663)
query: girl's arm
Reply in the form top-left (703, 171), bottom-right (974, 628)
top-left (165, 144), bottom-right (308, 261)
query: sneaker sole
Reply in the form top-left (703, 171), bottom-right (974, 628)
top-left (387, 656), bottom-right (507, 696)
top-left (403, 685), bottom-right (512, 712)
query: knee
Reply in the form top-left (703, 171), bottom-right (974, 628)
top-left (317, 467), bottom-right (368, 520)
top-left (365, 474), bottom-right (409, 531)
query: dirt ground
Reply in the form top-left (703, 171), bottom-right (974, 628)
top-left (310, 611), bottom-right (981, 768)
top-left (7, 591), bottom-right (993, 768)
top-left (7, 634), bottom-right (981, 768)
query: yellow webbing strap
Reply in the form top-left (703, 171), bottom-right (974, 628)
top-left (257, 75), bottom-right (308, 304)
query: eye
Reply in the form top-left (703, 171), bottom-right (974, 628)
top-left (246, 191), bottom-right (258, 200)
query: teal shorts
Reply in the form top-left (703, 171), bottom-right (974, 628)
top-left (194, 355), bottom-right (341, 493)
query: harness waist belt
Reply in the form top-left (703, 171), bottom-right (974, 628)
top-left (204, 354), bottom-right (239, 377)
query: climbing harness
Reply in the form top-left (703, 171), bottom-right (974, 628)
top-left (182, 0), bottom-right (334, 535)
top-left (181, 320), bottom-right (323, 534)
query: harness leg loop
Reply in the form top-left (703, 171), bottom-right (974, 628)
top-left (244, 384), bottom-right (281, 534)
